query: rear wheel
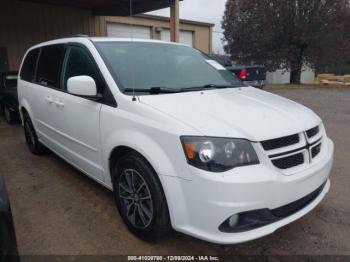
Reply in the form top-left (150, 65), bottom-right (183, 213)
top-left (23, 113), bottom-right (47, 155)
top-left (112, 152), bottom-right (172, 241)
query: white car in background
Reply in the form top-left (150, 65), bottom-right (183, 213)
top-left (17, 37), bottom-right (333, 244)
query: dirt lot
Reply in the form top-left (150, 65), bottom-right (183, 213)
top-left (0, 87), bottom-right (349, 256)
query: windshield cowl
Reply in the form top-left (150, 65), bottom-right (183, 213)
top-left (123, 84), bottom-right (242, 95)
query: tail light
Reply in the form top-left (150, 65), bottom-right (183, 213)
top-left (239, 69), bottom-right (247, 80)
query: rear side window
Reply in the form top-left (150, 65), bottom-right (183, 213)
top-left (20, 49), bottom-right (39, 82)
top-left (36, 44), bottom-right (65, 88)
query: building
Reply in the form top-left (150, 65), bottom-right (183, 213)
top-left (266, 65), bottom-right (316, 84)
top-left (104, 14), bottom-right (213, 53)
top-left (0, 0), bottom-right (213, 72)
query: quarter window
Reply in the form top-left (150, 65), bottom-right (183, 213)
top-left (36, 44), bottom-right (65, 88)
top-left (20, 49), bottom-right (39, 82)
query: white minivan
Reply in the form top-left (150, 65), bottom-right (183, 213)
top-left (18, 37), bottom-right (334, 244)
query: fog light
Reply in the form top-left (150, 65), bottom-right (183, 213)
top-left (228, 214), bottom-right (239, 227)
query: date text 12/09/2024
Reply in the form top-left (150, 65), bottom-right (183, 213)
top-left (127, 256), bottom-right (220, 261)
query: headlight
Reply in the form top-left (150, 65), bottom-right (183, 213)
top-left (181, 136), bottom-right (259, 172)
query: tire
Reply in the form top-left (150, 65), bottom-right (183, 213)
top-left (23, 113), bottom-right (47, 155)
top-left (112, 152), bottom-right (172, 241)
top-left (4, 106), bottom-right (13, 124)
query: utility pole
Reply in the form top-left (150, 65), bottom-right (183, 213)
top-left (170, 0), bottom-right (180, 42)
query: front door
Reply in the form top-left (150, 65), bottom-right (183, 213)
top-left (53, 44), bottom-right (104, 181)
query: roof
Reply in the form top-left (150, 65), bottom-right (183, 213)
top-left (136, 14), bottom-right (215, 27)
top-left (20, 0), bottom-right (182, 16)
top-left (91, 37), bottom-right (189, 46)
top-left (27, 37), bottom-right (190, 51)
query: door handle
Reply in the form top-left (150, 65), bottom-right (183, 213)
top-left (54, 100), bottom-right (64, 108)
top-left (45, 97), bottom-right (54, 104)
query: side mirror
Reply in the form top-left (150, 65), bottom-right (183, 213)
top-left (67, 76), bottom-right (97, 97)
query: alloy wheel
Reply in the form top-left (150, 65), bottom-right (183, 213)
top-left (119, 169), bottom-right (154, 229)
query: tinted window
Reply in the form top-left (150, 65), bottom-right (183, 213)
top-left (20, 49), bottom-right (39, 82)
top-left (62, 46), bottom-right (102, 92)
top-left (36, 45), bottom-right (65, 88)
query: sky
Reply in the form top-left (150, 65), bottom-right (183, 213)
top-left (147, 0), bottom-right (227, 54)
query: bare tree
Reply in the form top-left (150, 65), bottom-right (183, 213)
top-left (222, 0), bottom-right (350, 83)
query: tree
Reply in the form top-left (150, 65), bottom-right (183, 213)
top-left (222, 0), bottom-right (350, 83)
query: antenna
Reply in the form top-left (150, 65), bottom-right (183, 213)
top-left (129, 0), bottom-right (137, 102)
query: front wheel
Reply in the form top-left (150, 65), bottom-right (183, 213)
top-left (112, 152), bottom-right (172, 241)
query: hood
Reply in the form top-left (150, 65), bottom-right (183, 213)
top-left (139, 87), bottom-right (321, 141)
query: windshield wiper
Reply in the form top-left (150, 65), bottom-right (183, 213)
top-left (180, 84), bottom-right (241, 92)
top-left (124, 84), bottom-right (241, 95)
top-left (124, 87), bottom-right (181, 94)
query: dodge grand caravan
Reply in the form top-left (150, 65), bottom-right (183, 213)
top-left (18, 37), bottom-right (334, 244)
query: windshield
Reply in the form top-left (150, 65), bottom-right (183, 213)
top-left (95, 41), bottom-right (242, 94)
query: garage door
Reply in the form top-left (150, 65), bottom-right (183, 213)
top-left (107, 23), bottom-right (151, 39)
top-left (160, 29), bottom-right (194, 47)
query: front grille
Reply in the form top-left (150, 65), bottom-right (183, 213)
top-left (263, 127), bottom-right (323, 172)
top-left (312, 143), bottom-right (322, 158)
top-left (261, 134), bottom-right (300, 151)
top-left (306, 126), bottom-right (320, 139)
top-left (271, 153), bottom-right (304, 170)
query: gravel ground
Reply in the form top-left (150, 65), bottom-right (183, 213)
top-left (0, 87), bottom-right (349, 257)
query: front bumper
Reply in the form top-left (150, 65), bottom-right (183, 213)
top-left (162, 138), bottom-right (333, 244)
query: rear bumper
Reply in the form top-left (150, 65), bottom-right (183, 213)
top-left (163, 138), bottom-right (333, 244)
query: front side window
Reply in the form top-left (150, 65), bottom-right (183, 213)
top-left (62, 46), bottom-right (102, 93)
top-left (96, 41), bottom-right (242, 94)
top-left (20, 49), bottom-right (39, 82)
top-left (36, 44), bottom-right (65, 88)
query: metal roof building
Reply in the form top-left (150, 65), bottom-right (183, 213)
top-left (0, 0), bottom-right (213, 72)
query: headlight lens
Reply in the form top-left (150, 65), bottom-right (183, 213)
top-left (181, 136), bottom-right (259, 172)
top-left (198, 141), bottom-right (215, 163)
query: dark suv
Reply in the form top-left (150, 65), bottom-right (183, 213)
top-left (211, 54), bottom-right (266, 89)
top-left (0, 71), bottom-right (19, 124)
